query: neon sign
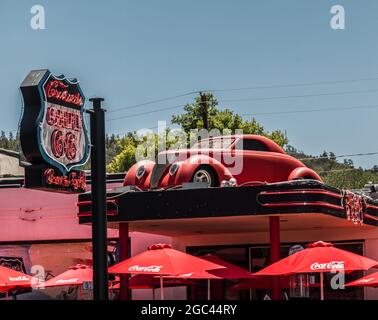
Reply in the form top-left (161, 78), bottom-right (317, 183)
top-left (20, 70), bottom-right (90, 193)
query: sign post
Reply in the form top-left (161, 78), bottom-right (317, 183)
top-left (88, 97), bottom-right (108, 300)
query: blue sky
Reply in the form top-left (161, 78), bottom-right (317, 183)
top-left (1, 0), bottom-right (378, 168)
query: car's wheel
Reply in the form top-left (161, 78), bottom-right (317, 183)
top-left (192, 166), bottom-right (217, 187)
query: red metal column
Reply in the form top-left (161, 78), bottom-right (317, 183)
top-left (269, 216), bottom-right (281, 300)
top-left (119, 223), bottom-right (130, 300)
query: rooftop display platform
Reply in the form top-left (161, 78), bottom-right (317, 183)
top-left (78, 180), bottom-right (378, 235)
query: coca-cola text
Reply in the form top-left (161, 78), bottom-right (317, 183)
top-left (128, 265), bottom-right (163, 273)
top-left (310, 261), bottom-right (345, 271)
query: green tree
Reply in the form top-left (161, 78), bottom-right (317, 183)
top-left (329, 152), bottom-right (336, 161)
top-left (171, 93), bottom-right (288, 147)
top-left (324, 169), bottom-right (378, 189)
top-left (0, 131), bottom-right (8, 149)
top-left (105, 134), bottom-right (123, 165)
top-left (171, 93), bottom-right (219, 133)
top-left (0, 131), bottom-right (19, 151)
top-left (107, 135), bottom-right (137, 173)
top-left (106, 130), bottom-right (179, 173)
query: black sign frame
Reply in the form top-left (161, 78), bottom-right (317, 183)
top-left (19, 69), bottom-right (90, 193)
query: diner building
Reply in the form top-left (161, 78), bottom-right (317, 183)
top-left (78, 177), bottom-right (378, 300)
top-left (2, 148), bottom-right (378, 300)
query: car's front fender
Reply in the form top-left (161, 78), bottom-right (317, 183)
top-left (288, 167), bottom-right (322, 181)
top-left (167, 154), bottom-right (235, 186)
top-left (123, 160), bottom-right (155, 189)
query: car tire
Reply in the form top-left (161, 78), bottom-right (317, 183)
top-left (191, 166), bottom-right (217, 187)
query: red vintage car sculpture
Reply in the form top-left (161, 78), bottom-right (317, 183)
top-left (124, 134), bottom-right (321, 189)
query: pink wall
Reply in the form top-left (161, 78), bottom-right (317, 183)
top-left (0, 186), bottom-right (176, 300)
top-left (0, 187), bottom-right (119, 242)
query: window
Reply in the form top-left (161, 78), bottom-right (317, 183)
top-left (235, 139), bottom-right (269, 152)
top-left (191, 137), bottom-right (235, 150)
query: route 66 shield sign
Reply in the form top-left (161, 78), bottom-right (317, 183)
top-left (20, 70), bottom-right (90, 193)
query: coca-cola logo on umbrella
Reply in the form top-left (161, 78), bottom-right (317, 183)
top-left (8, 276), bottom-right (30, 282)
top-left (310, 261), bottom-right (345, 271)
top-left (128, 265), bottom-right (163, 273)
top-left (55, 278), bottom-right (80, 284)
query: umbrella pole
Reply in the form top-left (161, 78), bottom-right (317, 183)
top-left (79, 285), bottom-right (83, 300)
top-left (320, 272), bottom-right (324, 300)
top-left (5, 290), bottom-right (8, 301)
top-left (207, 279), bottom-right (211, 300)
top-left (152, 288), bottom-right (155, 301)
top-left (160, 276), bottom-right (165, 300)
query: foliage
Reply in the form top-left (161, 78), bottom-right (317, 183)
top-left (106, 130), bottom-right (180, 172)
top-left (0, 131), bottom-right (19, 151)
top-left (171, 93), bottom-right (288, 147)
top-left (107, 134), bottom-right (137, 173)
top-left (323, 169), bottom-right (378, 189)
top-left (286, 145), bottom-right (378, 189)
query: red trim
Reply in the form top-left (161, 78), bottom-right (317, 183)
top-left (77, 199), bottom-right (118, 217)
top-left (259, 189), bottom-right (342, 199)
top-left (78, 210), bottom-right (118, 217)
top-left (78, 200), bottom-right (117, 206)
top-left (364, 214), bottom-right (378, 221)
top-left (77, 199), bottom-right (118, 206)
top-left (366, 204), bottom-right (378, 211)
top-left (260, 201), bottom-right (343, 210)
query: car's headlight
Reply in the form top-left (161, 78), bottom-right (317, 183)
top-left (169, 163), bottom-right (180, 176)
top-left (136, 165), bottom-right (146, 179)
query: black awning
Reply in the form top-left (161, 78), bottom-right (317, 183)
top-left (78, 180), bottom-right (378, 227)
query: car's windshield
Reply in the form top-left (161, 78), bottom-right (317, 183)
top-left (191, 137), bottom-right (235, 149)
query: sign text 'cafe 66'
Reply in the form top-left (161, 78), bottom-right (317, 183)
top-left (19, 69), bottom-right (90, 193)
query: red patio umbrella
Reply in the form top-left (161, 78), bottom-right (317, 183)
top-left (108, 244), bottom-right (224, 300)
top-left (253, 241), bottom-right (378, 300)
top-left (0, 266), bottom-right (33, 300)
top-left (40, 264), bottom-right (92, 299)
top-left (164, 254), bottom-right (254, 299)
top-left (345, 271), bottom-right (378, 288)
